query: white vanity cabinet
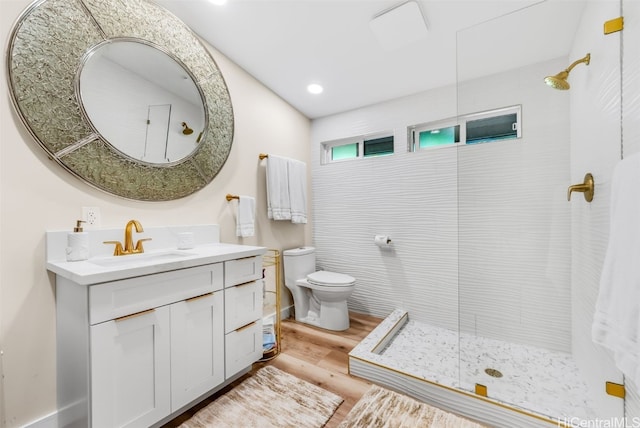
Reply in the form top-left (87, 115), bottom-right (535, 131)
top-left (89, 292), bottom-right (226, 428)
top-left (55, 251), bottom-right (264, 428)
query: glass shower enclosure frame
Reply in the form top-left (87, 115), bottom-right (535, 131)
top-left (455, 0), bottom-right (626, 422)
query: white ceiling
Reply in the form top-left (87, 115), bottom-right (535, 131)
top-left (156, 0), bottom-right (586, 119)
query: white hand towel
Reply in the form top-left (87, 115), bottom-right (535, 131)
top-left (592, 152), bottom-right (640, 392)
top-left (236, 196), bottom-right (256, 237)
top-left (266, 155), bottom-right (291, 220)
top-left (287, 158), bottom-right (307, 224)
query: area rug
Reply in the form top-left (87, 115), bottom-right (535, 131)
top-left (338, 385), bottom-right (486, 428)
top-left (178, 365), bottom-right (343, 428)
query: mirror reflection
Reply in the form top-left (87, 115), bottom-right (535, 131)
top-left (79, 41), bottom-right (206, 164)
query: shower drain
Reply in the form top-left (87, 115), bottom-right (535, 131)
top-left (484, 368), bottom-right (503, 378)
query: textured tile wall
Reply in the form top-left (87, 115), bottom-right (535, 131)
top-left (312, 57), bottom-right (572, 351)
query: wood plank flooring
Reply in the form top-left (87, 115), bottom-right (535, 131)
top-left (163, 311), bottom-right (382, 427)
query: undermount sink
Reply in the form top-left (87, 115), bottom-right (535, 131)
top-left (88, 250), bottom-right (196, 268)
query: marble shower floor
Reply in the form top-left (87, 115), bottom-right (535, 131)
top-left (350, 309), bottom-right (596, 422)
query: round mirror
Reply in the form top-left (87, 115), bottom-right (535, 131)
top-left (79, 40), bottom-right (206, 165)
top-left (6, 0), bottom-right (234, 201)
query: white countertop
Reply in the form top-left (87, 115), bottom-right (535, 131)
top-left (45, 224), bottom-right (267, 285)
top-left (47, 243), bottom-right (266, 285)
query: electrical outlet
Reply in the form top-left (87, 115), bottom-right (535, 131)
top-left (82, 206), bottom-right (101, 227)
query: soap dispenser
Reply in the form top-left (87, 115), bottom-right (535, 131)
top-left (66, 220), bottom-right (89, 262)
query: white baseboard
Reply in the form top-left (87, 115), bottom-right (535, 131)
top-left (23, 411), bottom-right (57, 428)
top-left (280, 305), bottom-right (292, 321)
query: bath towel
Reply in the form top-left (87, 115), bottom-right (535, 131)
top-left (288, 158), bottom-right (308, 224)
top-left (592, 152), bottom-right (640, 392)
top-left (235, 196), bottom-right (256, 237)
top-left (266, 155), bottom-right (291, 220)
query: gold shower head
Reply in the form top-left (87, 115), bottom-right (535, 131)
top-left (182, 122), bottom-right (194, 135)
top-left (544, 53), bottom-right (590, 90)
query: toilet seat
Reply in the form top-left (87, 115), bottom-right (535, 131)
top-left (306, 271), bottom-right (355, 287)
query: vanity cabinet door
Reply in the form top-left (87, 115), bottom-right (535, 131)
top-left (90, 306), bottom-right (171, 428)
top-left (170, 291), bottom-right (224, 411)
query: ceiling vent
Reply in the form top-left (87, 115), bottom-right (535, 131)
top-left (369, 1), bottom-right (428, 51)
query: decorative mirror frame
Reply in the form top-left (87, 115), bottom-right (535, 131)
top-left (6, 0), bottom-right (234, 201)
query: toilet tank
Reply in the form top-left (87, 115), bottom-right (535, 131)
top-left (283, 247), bottom-right (316, 286)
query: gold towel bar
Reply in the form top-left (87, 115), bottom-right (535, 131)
top-left (226, 194), bottom-right (239, 202)
top-left (259, 153), bottom-right (268, 160)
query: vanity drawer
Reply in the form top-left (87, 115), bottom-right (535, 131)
top-left (225, 320), bottom-right (262, 379)
top-left (224, 256), bottom-right (263, 288)
top-left (89, 263), bottom-right (223, 325)
top-left (224, 280), bottom-right (263, 333)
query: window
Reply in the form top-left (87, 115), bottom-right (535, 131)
top-left (363, 136), bottom-right (394, 157)
top-left (465, 109), bottom-right (520, 144)
top-left (322, 133), bottom-right (394, 164)
top-left (331, 143), bottom-right (358, 160)
top-left (409, 105), bottom-right (521, 151)
top-left (418, 125), bottom-right (460, 148)
top-left (410, 121), bottom-right (460, 151)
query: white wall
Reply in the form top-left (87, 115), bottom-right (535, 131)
top-left (0, 1), bottom-right (311, 426)
top-left (311, 56), bottom-right (572, 352)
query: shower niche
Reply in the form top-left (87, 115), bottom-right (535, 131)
top-left (348, 1), bottom-right (627, 426)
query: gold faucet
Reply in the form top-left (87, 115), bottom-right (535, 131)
top-left (567, 173), bottom-right (595, 202)
top-left (104, 219), bottom-right (152, 256)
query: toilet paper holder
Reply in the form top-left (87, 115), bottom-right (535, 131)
top-left (374, 235), bottom-right (392, 247)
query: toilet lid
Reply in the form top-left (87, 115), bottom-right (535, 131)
top-left (307, 271), bottom-right (355, 287)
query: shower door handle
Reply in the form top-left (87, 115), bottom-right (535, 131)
top-left (567, 173), bottom-right (594, 202)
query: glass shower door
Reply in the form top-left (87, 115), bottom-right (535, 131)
top-left (456, 0), bottom-right (624, 422)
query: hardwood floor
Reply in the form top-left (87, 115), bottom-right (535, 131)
top-left (163, 311), bottom-right (382, 427)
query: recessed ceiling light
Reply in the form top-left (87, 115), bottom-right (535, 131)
top-left (307, 83), bottom-right (323, 94)
top-left (209, 0), bottom-right (227, 5)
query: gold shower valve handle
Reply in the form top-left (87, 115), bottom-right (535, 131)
top-left (567, 173), bottom-right (594, 202)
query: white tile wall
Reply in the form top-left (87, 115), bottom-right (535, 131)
top-left (312, 84), bottom-right (459, 331)
top-left (312, 57), bottom-right (572, 351)
top-left (456, 60), bottom-right (571, 352)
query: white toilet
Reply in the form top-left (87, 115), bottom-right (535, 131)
top-left (283, 247), bottom-right (355, 331)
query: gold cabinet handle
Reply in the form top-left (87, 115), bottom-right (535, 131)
top-left (568, 173), bottom-right (594, 202)
top-left (236, 321), bottom-right (257, 332)
top-left (186, 292), bottom-right (213, 302)
top-left (235, 280), bottom-right (257, 288)
top-left (115, 308), bottom-right (155, 322)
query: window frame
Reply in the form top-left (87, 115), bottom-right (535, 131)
top-left (409, 105), bottom-right (522, 152)
top-left (321, 131), bottom-right (394, 164)
top-left (408, 118), bottom-right (461, 152)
